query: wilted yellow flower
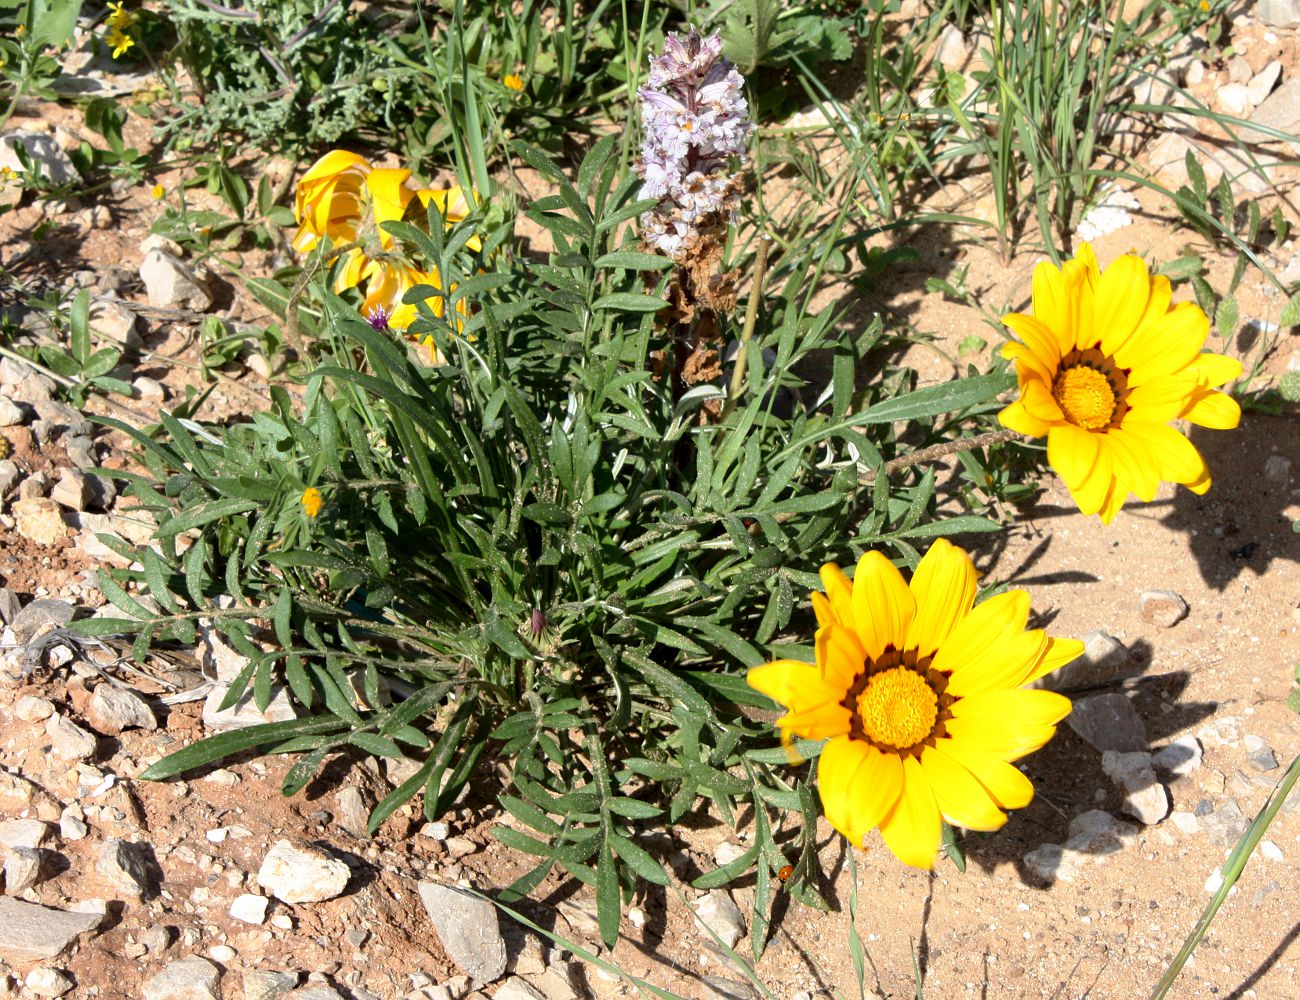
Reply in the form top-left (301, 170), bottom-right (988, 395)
top-left (292, 149), bottom-right (370, 254)
top-left (0, 166), bottom-right (16, 184)
top-left (14, 24), bottom-right (25, 37)
top-left (150, 183), bottom-right (164, 200)
top-left (748, 540), bottom-right (1082, 869)
top-left (998, 243), bottom-right (1241, 523)
top-left (106, 1), bottom-right (133, 29)
top-left (301, 487), bottom-right (322, 518)
top-left (503, 73), bottom-right (524, 92)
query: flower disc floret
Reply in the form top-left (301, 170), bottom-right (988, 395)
top-left (998, 243), bottom-right (1242, 523)
top-left (748, 540), bottom-right (1083, 869)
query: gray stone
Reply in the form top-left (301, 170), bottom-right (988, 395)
top-left (1101, 750), bottom-right (1169, 825)
top-left (1201, 801), bottom-right (1249, 846)
top-left (287, 988), bottom-right (344, 1000)
top-left (1248, 76), bottom-right (1300, 138)
top-left (3, 847), bottom-right (47, 894)
top-left (693, 890), bottom-right (745, 950)
top-left (63, 436), bottom-right (96, 471)
top-left (10, 600), bottom-right (74, 643)
top-left (133, 376), bottom-right (166, 401)
top-left (18, 472), bottom-right (48, 501)
top-left (1064, 809), bottom-right (1138, 856)
top-left (256, 840), bottom-right (350, 904)
top-left (1067, 693), bottom-right (1148, 753)
top-left (200, 623), bottom-right (296, 732)
top-left (1259, 0), bottom-right (1300, 26)
top-left (700, 977), bottom-right (760, 1000)
top-left (243, 970), bottom-right (299, 1000)
top-left (1152, 736), bottom-right (1202, 777)
top-left (23, 968), bottom-right (73, 997)
top-left (0, 133), bottom-right (76, 186)
top-left (1138, 590), bottom-right (1188, 628)
top-left (333, 787), bottom-right (370, 839)
top-left (49, 469), bottom-right (90, 512)
top-left (58, 806), bottom-right (87, 842)
top-left (0, 820), bottom-right (54, 850)
top-left (0, 590), bottom-right (17, 627)
top-left (46, 715), bottom-right (97, 762)
top-left (494, 981), bottom-right (546, 1000)
top-left (141, 957), bottom-right (220, 1000)
top-left (95, 838), bottom-right (152, 899)
top-left (1032, 630), bottom-right (1137, 692)
top-left (139, 250), bottom-right (213, 311)
top-left (1248, 745), bottom-right (1279, 771)
top-left (1248, 60), bottom-right (1283, 107)
top-left (0, 897), bottom-right (101, 963)
top-left (228, 893), bottom-right (268, 925)
top-left (9, 370), bottom-right (55, 405)
top-left (0, 460), bottom-right (18, 498)
top-left (32, 400), bottom-right (92, 439)
top-left (89, 299), bottom-right (142, 350)
top-left (417, 881), bottom-right (507, 983)
top-left (1264, 454), bottom-right (1293, 482)
top-left (86, 684), bottom-right (157, 735)
top-left (0, 397), bottom-right (22, 427)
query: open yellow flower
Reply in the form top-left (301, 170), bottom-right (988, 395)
top-left (748, 540), bottom-right (1081, 869)
top-left (998, 243), bottom-right (1241, 523)
top-left (107, 26), bottom-right (134, 58)
top-left (503, 73), bottom-right (525, 92)
top-left (300, 487), bottom-right (322, 518)
top-left (106, 2), bottom-right (133, 29)
top-left (292, 150), bottom-right (371, 254)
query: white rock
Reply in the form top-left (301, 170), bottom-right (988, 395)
top-left (0, 820), bottom-right (53, 852)
top-left (13, 498), bottom-right (69, 546)
top-left (712, 842), bottom-right (748, 867)
top-left (1183, 59), bottom-right (1205, 86)
top-left (58, 806), bottom-right (87, 842)
top-left (87, 684), bottom-right (157, 734)
top-left (89, 299), bottom-right (141, 349)
top-left (1259, 0), bottom-right (1300, 27)
top-left (1152, 736), bottom-right (1202, 776)
top-left (46, 714), bottom-right (97, 762)
top-left (229, 893), bottom-right (268, 925)
top-left (0, 133), bottom-right (76, 186)
top-left (207, 944), bottom-right (236, 962)
top-left (417, 881), bottom-right (507, 982)
top-left (1217, 83), bottom-right (1251, 117)
top-left (1138, 589), bottom-right (1189, 628)
top-left (496, 979), bottom-right (547, 1000)
top-left (333, 787), bottom-right (370, 839)
top-left (1169, 811), bottom-right (1200, 835)
top-left (256, 840), bottom-right (350, 904)
top-left (1101, 751), bottom-right (1169, 825)
top-left (242, 970), bottom-right (299, 1000)
top-left (1248, 60), bottom-right (1283, 106)
top-left (15, 696), bottom-right (55, 722)
top-left (141, 956), bottom-right (220, 1000)
top-left (132, 376), bottom-right (166, 400)
top-left (0, 397), bottom-right (22, 427)
top-left (935, 24), bottom-right (969, 70)
top-left (1205, 867), bottom-right (1225, 893)
top-left (0, 897), bottom-right (101, 964)
top-left (24, 968), bottom-right (73, 997)
top-left (139, 249), bottom-right (212, 311)
top-left (693, 890), bottom-right (745, 950)
top-left (1261, 840), bottom-right (1284, 862)
top-left (1264, 454), bottom-right (1292, 482)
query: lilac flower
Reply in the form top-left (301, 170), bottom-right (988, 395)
top-left (366, 305), bottom-right (391, 331)
top-left (637, 27), bottom-right (753, 260)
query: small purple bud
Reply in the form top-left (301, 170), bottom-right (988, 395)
top-left (367, 306), bottom-right (390, 331)
top-left (529, 608), bottom-right (546, 640)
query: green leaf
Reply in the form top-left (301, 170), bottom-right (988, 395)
top-left (139, 717), bottom-right (347, 781)
top-left (596, 837), bottom-right (620, 948)
top-left (593, 251), bottom-right (673, 272)
top-left (855, 372), bottom-right (1015, 425)
top-left (156, 498), bottom-right (259, 539)
top-left (592, 292), bottom-right (667, 313)
top-left (1280, 291), bottom-right (1300, 329)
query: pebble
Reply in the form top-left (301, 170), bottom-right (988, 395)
top-left (333, 787), bottom-right (370, 839)
top-left (95, 838), bottom-right (153, 899)
top-left (1033, 630), bottom-right (1137, 691)
top-left (1260, 0), bottom-right (1300, 27)
top-left (1169, 811), bottom-right (1200, 835)
top-left (141, 957), bottom-right (221, 1000)
top-left (86, 684), bottom-right (157, 735)
top-left (58, 806), bottom-right (87, 842)
top-left (1264, 454), bottom-right (1292, 482)
top-left (139, 249), bottom-right (213, 311)
top-left (1068, 693), bottom-right (1148, 753)
top-left (0, 897), bottom-right (102, 963)
top-left (934, 24), bottom-right (969, 69)
top-left (421, 821), bottom-right (450, 841)
top-left (208, 944), bottom-right (236, 963)
top-left (290, 987), bottom-right (346, 1000)
top-left (270, 914), bottom-right (293, 930)
top-left (1101, 750), bottom-right (1169, 825)
top-left (1248, 59), bottom-right (1283, 106)
top-left (0, 133), bottom-right (77, 185)
top-left (0, 461), bottom-right (18, 499)
top-left (712, 842), bottom-right (748, 867)
top-left (1138, 590), bottom-right (1188, 628)
top-left (3, 847), bottom-right (46, 894)
top-left (229, 893), bottom-right (269, 925)
top-left (495, 979), bottom-right (548, 1000)
top-left (444, 836), bottom-right (477, 859)
top-left (11, 496), bottom-right (69, 545)
top-left (47, 714), bottom-right (97, 761)
top-left (1205, 868), bottom-right (1226, 894)
top-left (700, 976), bottom-right (760, 1000)
top-left (243, 969), bottom-right (299, 1000)
top-left (89, 299), bottom-right (142, 350)
top-left (1198, 716), bottom-right (1242, 749)
top-left (1201, 801), bottom-right (1249, 845)
top-left (0, 397), bottom-right (22, 428)
top-left (1152, 736), bottom-right (1202, 777)
top-left (693, 890), bottom-right (745, 950)
top-left (1218, 82), bottom-right (1251, 116)
top-left (0, 820), bottom-right (54, 850)
top-left (256, 840), bottom-right (350, 904)
top-left (15, 696), bottom-right (56, 722)
top-left (1260, 840), bottom-right (1284, 862)
top-left (1064, 810), bottom-right (1138, 857)
top-left (1247, 745), bottom-right (1279, 772)
top-left (49, 469), bottom-right (90, 512)
top-left (24, 968), bottom-right (74, 998)
top-left (417, 881), bottom-right (507, 983)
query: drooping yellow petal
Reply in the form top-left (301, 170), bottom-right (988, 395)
top-left (1185, 351), bottom-right (1242, 387)
top-left (1046, 423), bottom-right (1101, 493)
top-left (1003, 312), bottom-right (1062, 369)
top-left (1140, 423), bottom-right (1211, 490)
top-left (747, 659), bottom-right (840, 713)
top-left (1105, 428), bottom-right (1161, 502)
top-left (815, 623), bottom-right (866, 693)
top-left (878, 757), bottom-right (941, 869)
top-left (998, 398), bottom-right (1051, 438)
top-left (934, 738), bottom-right (1035, 808)
top-left (819, 738), bottom-right (903, 848)
top-left (819, 564), bottom-right (854, 627)
top-left (921, 744), bottom-right (1007, 832)
top-left (1021, 636), bottom-right (1084, 687)
top-left (1030, 260), bottom-right (1074, 355)
top-left (1180, 386), bottom-right (1241, 429)
top-left (849, 551), bottom-right (916, 659)
top-left (905, 539), bottom-right (977, 658)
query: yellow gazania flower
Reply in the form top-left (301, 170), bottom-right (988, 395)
top-left (748, 540), bottom-right (1082, 870)
top-left (301, 487), bottom-right (322, 518)
top-left (292, 150), bottom-right (371, 253)
top-left (416, 185), bottom-right (482, 253)
top-left (107, 26), bottom-right (134, 58)
top-left (360, 259), bottom-right (466, 334)
top-left (503, 73), bottom-right (524, 92)
top-left (998, 243), bottom-right (1241, 524)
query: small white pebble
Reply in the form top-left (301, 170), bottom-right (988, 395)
top-left (205, 828), bottom-right (230, 844)
top-left (271, 914), bottom-right (294, 930)
top-left (229, 894), bottom-right (268, 925)
top-left (1205, 869), bottom-right (1225, 894)
top-left (1260, 841), bottom-right (1284, 863)
top-left (208, 944), bottom-right (236, 962)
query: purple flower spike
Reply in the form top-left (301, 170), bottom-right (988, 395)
top-left (637, 27), bottom-right (753, 260)
top-left (366, 306), bottom-right (391, 331)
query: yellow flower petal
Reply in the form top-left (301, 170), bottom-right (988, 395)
top-left (905, 539), bottom-right (977, 658)
top-left (819, 738), bottom-right (903, 847)
top-left (945, 629), bottom-right (1047, 699)
top-left (850, 551), bottom-right (916, 660)
top-left (811, 591), bottom-right (837, 629)
top-left (951, 689), bottom-right (1072, 729)
top-left (933, 738), bottom-right (1035, 809)
top-left (1115, 302), bottom-right (1209, 386)
top-left (747, 659), bottom-right (838, 713)
top-left (1185, 351), bottom-right (1242, 388)
top-left (1105, 428), bottom-right (1161, 502)
top-left (1094, 254), bottom-right (1151, 357)
top-left (819, 563), bottom-right (854, 627)
top-left (1031, 260), bottom-right (1075, 355)
top-left (998, 397), bottom-right (1051, 438)
top-left (1003, 312), bottom-right (1061, 369)
top-left (815, 623), bottom-right (865, 693)
top-left (934, 589), bottom-right (1031, 680)
top-left (921, 744), bottom-right (1007, 832)
top-left (1021, 636), bottom-right (1085, 687)
top-left (1046, 423), bottom-right (1101, 493)
top-left (1181, 386), bottom-right (1241, 429)
top-left (878, 757), bottom-right (941, 869)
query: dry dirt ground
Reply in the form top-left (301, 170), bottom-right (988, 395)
top-left (0, 7), bottom-right (1298, 1000)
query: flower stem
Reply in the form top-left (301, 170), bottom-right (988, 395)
top-left (719, 235), bottom-right (772, 425)
top-left (860, 428), bottom-right (1022, 484)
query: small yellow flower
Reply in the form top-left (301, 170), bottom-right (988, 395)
top-left (1199, 0), bottom-right (1210, 11)
top-left (150, 183), bottom-right (164, 200)
top-left (301, 487), bottom-right (322, 518)
top-left (107, 26), bottom-right (134, 59)
top-left (106, 1), bottom-right (133, 29)
top-left (0, 166), bottom-right (16, 184)
top-left (503, 73), bottom-right (524, 93)
top-left (14, 24), bottom-right (25, 37)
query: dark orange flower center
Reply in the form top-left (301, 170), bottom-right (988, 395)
top-left (1052, 347), bottom-right (1130, 431)
top-left (842, 647), bottom-right (953, 755)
